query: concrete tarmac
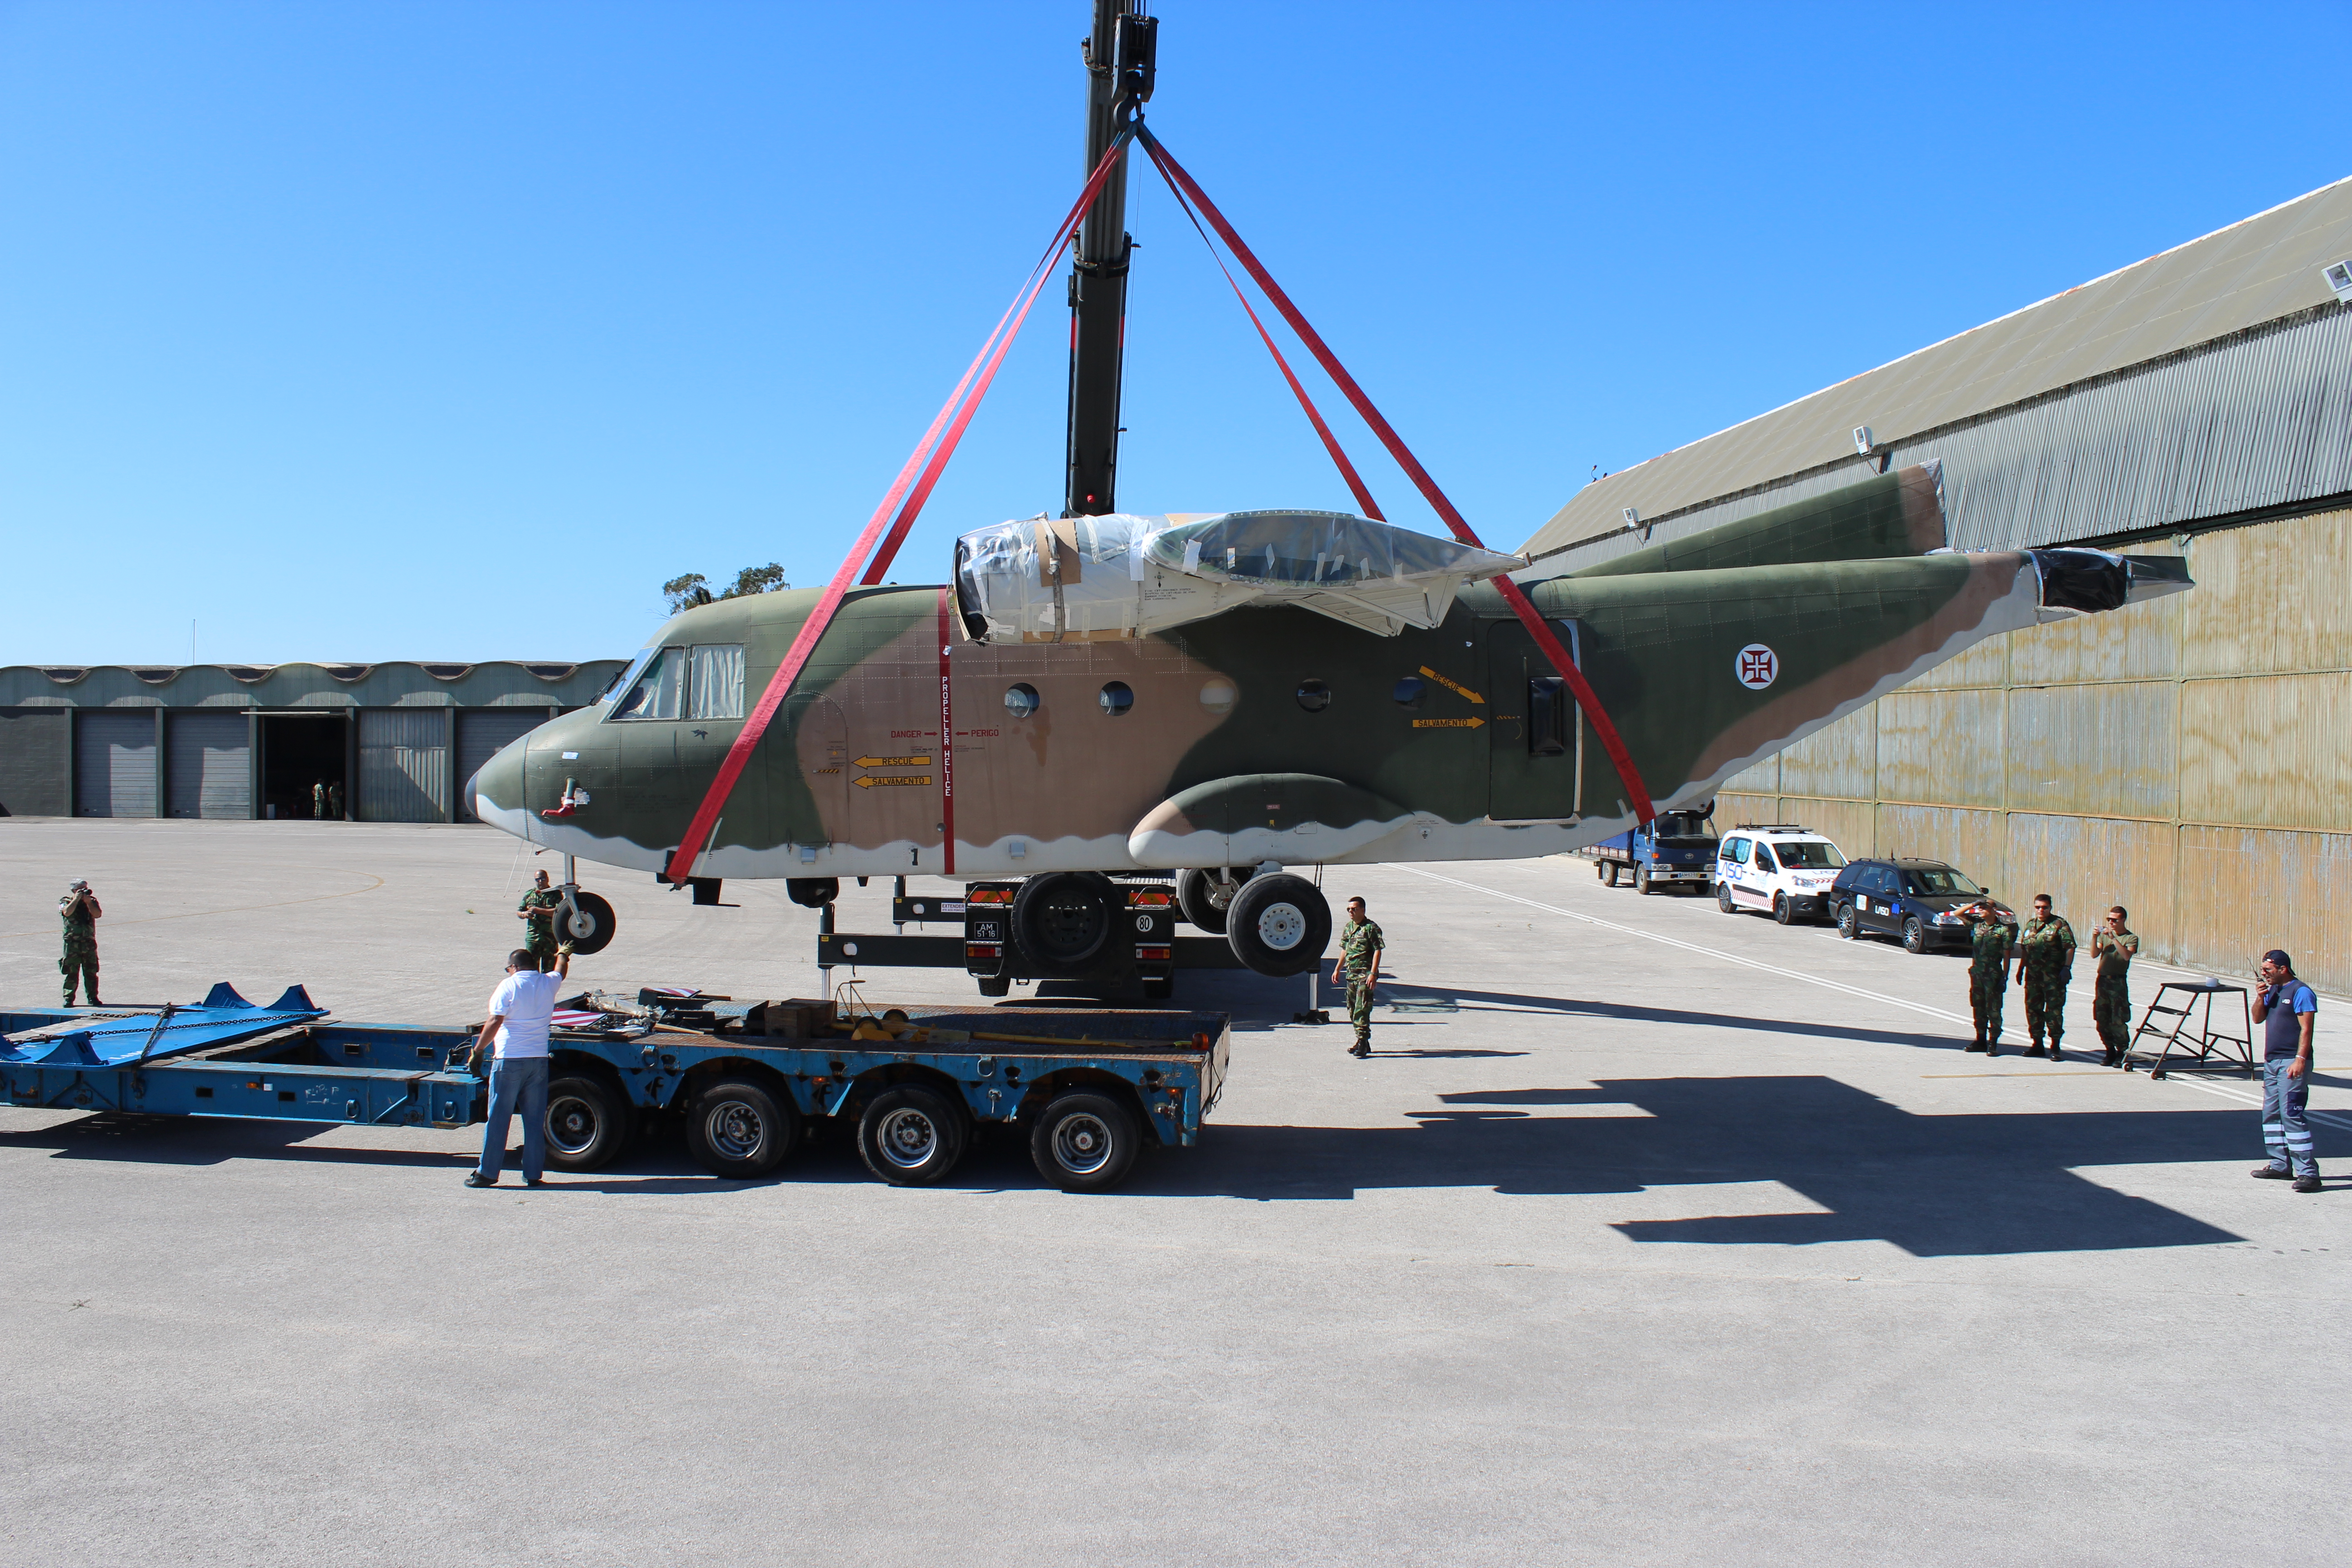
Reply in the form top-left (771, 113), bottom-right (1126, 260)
top-left (2, 819), bottom-right (2344, 1566)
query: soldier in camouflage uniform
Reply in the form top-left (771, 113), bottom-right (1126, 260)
top-left (2090, 905), bottom-right (2140, 1067)
top-left (2014, 894), bottom-right (2077, 1059)
top-left (313, 779), bottom-right (329, 821)
top-left (1960, 901), bottom-right (2013, 1054)
top-left (1331, 895), bottom-right (1384, 1058)
top-left (517, 870), bottom-right (564, 971)
top-left (59, 880), bottom-right (103, 1006)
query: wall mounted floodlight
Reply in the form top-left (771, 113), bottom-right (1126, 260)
top-left (1852, 425), bottom-right (1875, 456)
top-left (2326, 260), bottom-right (2352, 304)
top-left (1621, 506), bottom-right (1640, 529)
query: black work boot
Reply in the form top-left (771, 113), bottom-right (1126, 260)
top-left (1984, 1037), bottom-right (1999, 1058)
top-left (1965, 1030), bottom-right (1986, 1053)
top-left (2024, 1040), bottom-right (2045, 1058)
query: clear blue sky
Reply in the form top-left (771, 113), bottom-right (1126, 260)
top-left (5, 2), bottom-right (2347, 666)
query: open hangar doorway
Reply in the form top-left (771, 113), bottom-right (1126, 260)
top-left (258, 712), bottom-right (349, 820)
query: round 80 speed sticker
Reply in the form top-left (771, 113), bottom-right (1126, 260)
top-left (1734, 643), bottom-right (1778, 690)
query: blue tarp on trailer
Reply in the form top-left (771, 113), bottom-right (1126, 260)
top-left (0, 983), bottom-right (324, 1067)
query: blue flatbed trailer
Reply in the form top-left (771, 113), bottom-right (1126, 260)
top-left (1, 986), bottom-right (1232, 1192)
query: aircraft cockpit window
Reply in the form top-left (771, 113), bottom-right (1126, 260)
top-left (602, 648), bottom-right (657, 706)
top-left (686, 644), bottom-right (745, 720)
top-left (1296, 679), bottom-right (1332, 712)
top-left (1392, 676), bottom-right (1425, 708)
top-left (1098, 681), bottom-right (1133, 716)
top-left (1004, 683), bottom-right (1040, 719)
top-left (611, 647), bottom-right (686, 720)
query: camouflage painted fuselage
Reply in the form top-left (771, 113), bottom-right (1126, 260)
top-left (470, 468), bottom-right (2174, 879)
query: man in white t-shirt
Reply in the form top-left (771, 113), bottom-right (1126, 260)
top-left (466, 946), bottom-right (571, 1188)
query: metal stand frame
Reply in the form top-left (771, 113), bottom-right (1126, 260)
top-left (2122, 980), bottom-right (2254, 1080)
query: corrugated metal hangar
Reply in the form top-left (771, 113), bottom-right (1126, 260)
top-left (1525, 176), bottom-right (2352, 992)
top-left (0, 661), bottom-right (627, 824)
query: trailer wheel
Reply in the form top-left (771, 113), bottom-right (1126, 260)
top-left (544, 1075), bottom-right (627, 1171)
top-left (1602, 862), bottom-right (1620, 888)
top-left (1225, 873), bottom-right (1331, 977)
top-left (975, 975), bottom-right (1013, 997)
top-left (686, 1078), bottom-right (799, 1179)
top-left (858, 1084), bottom-right (967, 1186)
top-left (557, 892), bottom-right (617, 956)
top-left (1011, 872), bottom-right (1117, 972)
top-left (1031, 1090), bottom-right (1141, 1192)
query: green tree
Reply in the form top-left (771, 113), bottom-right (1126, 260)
top-left (661, 564), bottom-right (789, 614)
top-left (721, 563), bottom-right (788, 598)
top-left (661, 573), bottom-right (710, 613)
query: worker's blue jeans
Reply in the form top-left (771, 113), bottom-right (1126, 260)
top-left (2260, 1058), bottom-right (2318, 1179)
top-left (477, 1056), bottom-right (549, 1182)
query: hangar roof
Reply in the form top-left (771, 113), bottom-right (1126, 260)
top-left (1524, 175), bottom-right (2352, 559)
top-left (0, 660), bottom-right (629, 709)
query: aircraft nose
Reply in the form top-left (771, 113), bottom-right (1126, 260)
top-left (469, 735), bottom-right (529, 830)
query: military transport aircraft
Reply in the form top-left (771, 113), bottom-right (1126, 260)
top-left (466, 3), bottom-right (2192, 994)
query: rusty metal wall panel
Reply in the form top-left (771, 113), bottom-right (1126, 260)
top-left (2009, 564), bottom-right (2185, 687)
top-left (2178, 824), bottom-right (2352, 998)
top-left (1877, 690), bottom-right (2003, 807)
top-left (1877, 804), bottom-right (2007, 891)
top-left (2003, 813), bottom-right (2177, 960)
top-left (1720, 760), bottom-right (1778, 796)
top-left (1779, 706), bottom-right (1875, 799)
top-left (2179, 672), bottom-right (2352, 832)
top-left (2179, 508), bottom-right (2352, 678)
top-left (1713, 790), bottom-right (1775, 829)
top-left (1916, 634), bottom-right (2008, 691)
top-left (2005, 683), bottom-right (2178, 819)
top-left (1776, 795), bottom-right (1878, 860)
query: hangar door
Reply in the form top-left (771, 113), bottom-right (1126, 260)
top-left (167, 711), bottom-right (252, 818)
top-left (76, 712), bottom-right (158, 818)
top-left (456, 709), bottom-right (550, 821)
top-left (0, 709), bottom-right (70, 816)
top-left (358, 710), bottom-right (449, 822)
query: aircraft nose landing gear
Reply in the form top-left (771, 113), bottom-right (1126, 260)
top-left (550, 854), bottom-right (617, 955)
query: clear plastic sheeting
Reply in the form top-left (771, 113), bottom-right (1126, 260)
top-left (954, 510), bottom-right (1524, 643)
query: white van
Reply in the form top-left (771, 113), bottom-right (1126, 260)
top-left (1715, 825), bottom-right (1848, 925)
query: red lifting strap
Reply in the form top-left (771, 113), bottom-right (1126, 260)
top-left (1137, 128), bottom-right (1657, 826)
top-left (661, 131), bottom-right (1135, 886)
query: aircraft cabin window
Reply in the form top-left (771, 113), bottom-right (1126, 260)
top-left (1098, 681), bottom-right (1133, 716)
top-left (686, 645), bottom-right (745, 720)
top-left (1392, 676), bottom-right (1425, 708)
top-left (612, 647), bottom-right (687, 720)
top-left (1296, 679), bottom-right (1332, 713)
top-left (1004, 683), bottom-right (1040, 719)
top-left (1198, 678), bottom-right (1236, 714)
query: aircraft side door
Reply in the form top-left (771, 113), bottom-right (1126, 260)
top-left (1487, 618), bottom-right (1582, 822)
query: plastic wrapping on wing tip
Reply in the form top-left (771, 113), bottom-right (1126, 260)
top-left (952, 509), bottom-right (1525, 643)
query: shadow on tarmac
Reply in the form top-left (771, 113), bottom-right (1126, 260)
top-left (5, 1076), bottom-right (2260, 1256)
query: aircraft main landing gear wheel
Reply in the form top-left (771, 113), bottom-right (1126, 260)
top-left (1225, 873), bottom-right (1331, 978)
top-left (1176, 868), bottom-right (1240, 935)
top-left (558, 891), bottom-right (617, 955)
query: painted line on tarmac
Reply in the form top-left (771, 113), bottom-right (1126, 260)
top-left (1395, 864), bottom-right (2352, 1135)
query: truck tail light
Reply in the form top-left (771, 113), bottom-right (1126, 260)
top-left (965, 943), bottom-right (1001, 959)
top-left (1135, 945), bottom-right (1172, 961)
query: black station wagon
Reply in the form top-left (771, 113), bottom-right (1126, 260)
top-left (1828, 858), bottom-right (2012, 954)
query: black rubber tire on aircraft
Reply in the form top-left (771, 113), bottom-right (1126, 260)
top-left (1010, 872), bottom-right (1117, 974)
top-left (1224, 873), bottom-right (1331, 978)
top-left (686, 1078), bottom-right (800, 1179)
top-left (786, 878), bottom-right (839, 908)
top-left (1902, 916), bottom-right (1928, 955)
top-left (858, 1084), bottom-right (967, 1186)
top-left (1030, 1089), bottom-right (1142, 1192)
top-left (1773, 892), bottom-right (1795, 926)
top-left (544, 1075), bottom-right (628, 1171)
top-left (1835, 903), bottom-right (1859, 940)
top-left (1175, 868), bottom-right (1233, 935)
top-left (975, 975), bottom-right (1013, 998)
top-left (558, 891), bottom-right (617, 956)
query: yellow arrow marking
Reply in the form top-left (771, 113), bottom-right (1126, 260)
top-left (1418, 666), bottom-right (1485, 704)
top-left (854, 755), bottom-right (931, 768)
top-left (855, 774), bottom-right (934, 789)
top-left (1412, 717), bottom-right (1485, 730)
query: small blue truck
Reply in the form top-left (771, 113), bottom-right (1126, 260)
top-left (1, 983), bottom-right (1231, 1192)
top-left (1579, 804), bottom-right (1720, 895)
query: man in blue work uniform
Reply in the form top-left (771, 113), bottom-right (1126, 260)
top-left (466, 945), bottom-right (572, 1188)
top-left (2250, 949), bottom-right (2321, 1193)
